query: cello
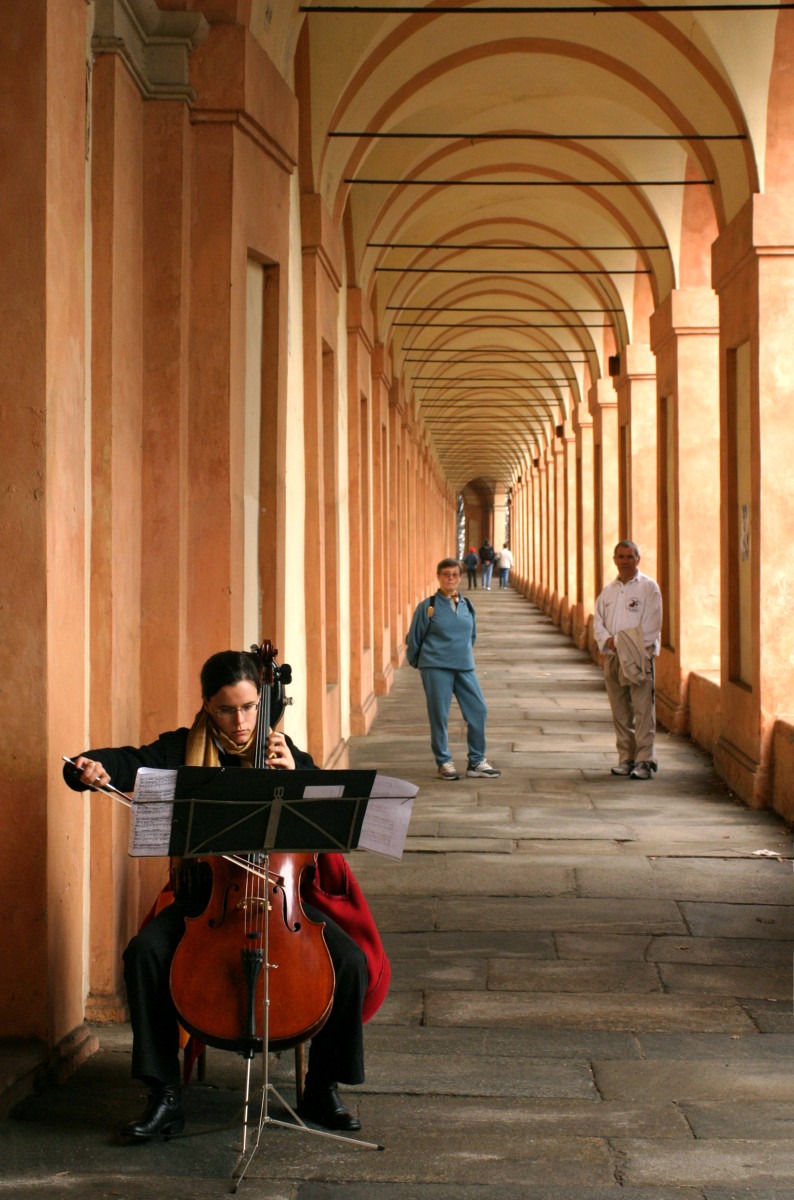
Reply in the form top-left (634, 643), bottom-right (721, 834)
top-left (168, 641), bottom-right (335, 1058)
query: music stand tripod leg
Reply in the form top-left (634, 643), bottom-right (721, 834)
top-left (230, 854), bottom-right (383, 1189)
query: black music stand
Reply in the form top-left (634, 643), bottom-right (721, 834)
top-left (159, 767), bottom-right (385, 1186)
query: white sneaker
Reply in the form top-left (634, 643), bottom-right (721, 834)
top-left (437, 762), bottom-right (459, 780)
top-left (630, 761), bottom-right (653, 780)
top-left (466, 760), bottom-right (501, 778)
top-left (611, 762), bottom-right (634, 776)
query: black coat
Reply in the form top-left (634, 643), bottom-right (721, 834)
top-left (63, 727), bottom-right (314, 793)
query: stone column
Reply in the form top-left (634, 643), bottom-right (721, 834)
top-left (550, 434), bottom-right (566, 625)
top-left (712, 193), bottom-right (794, 806)
top-left (650, 289), bottom-right (720, 734)
top-left (346, 289), bottom-right (377, 735)
top-left (589, 377), bottom-right (620, 609)
top-left (371, 344), bottom-right (393, 696)
top-left (0, 0), bottom-right (92, 1060)
top-left (530, 458), bottom-right (543, 602)
top-left (614, 344), bottom-right (658, 582)
top-left (301, 192), bottom-right (343, 765)
top-left (388, 383), bottom-right (406, 667)
top-left (572, 401), bottom-right (595, 649)
top-left (559, 420), bottom-right (578, 636)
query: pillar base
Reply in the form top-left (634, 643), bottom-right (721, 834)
top-left (323, 737), bottom-right (348, 769)
top-left (0, 1023), bottom-right (99, 1118)
top-left (714, 734), bottom-right (770, 809)
top-left (390, 642), bottom-right (406, 669)
top-left (350, 689), bottom-right (378, 736)
top-left (655, 684), bottom-right (689, 735)
top-left (373, 662), bottom-right (394, 696)
top-left (559, 596), bottom-right (572, 636)
top-left (85, 991), bottom-right (128, 1024)
top-left (571, 605), bottom-right (590, 650)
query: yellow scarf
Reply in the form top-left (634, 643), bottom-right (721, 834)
top-left (184, 707), bottom-right (258, 767)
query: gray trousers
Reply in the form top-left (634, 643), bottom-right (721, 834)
top-left (603, 653), bottom-right (656, 764)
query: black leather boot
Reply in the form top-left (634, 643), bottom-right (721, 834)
top-left (121, 1084), bottom-right (185, 1140)
top-left (298, 1081), bottom-right (361, 1132)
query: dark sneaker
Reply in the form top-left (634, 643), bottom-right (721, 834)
top-left (466, 760), bottom-right (501, 778)
top-left (630, 761), bottom-right (653, 780)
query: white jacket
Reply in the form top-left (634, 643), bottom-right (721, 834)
top-left (593, 570), bottom-right (662, 656)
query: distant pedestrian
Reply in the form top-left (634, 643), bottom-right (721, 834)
top-left (462, 547), bottom-right (479, 589)
top-left (478, 539), bottom-right (496, 589)
top-left (406, 558), bottom-right (501, 781)
top-left (495, 544), bottom-right (513, 589)
top-left (593, 540), bottom-right (662, 781)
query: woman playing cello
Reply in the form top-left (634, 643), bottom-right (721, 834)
top-left (64, 650), bottom-right (384, 1140)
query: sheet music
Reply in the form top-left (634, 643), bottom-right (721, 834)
top-left (128, 768), bottom-right (178, 857)
top-left (357, 795), bottom-right (414, 860)
top-left (303, 784), bottom-right (345, 799)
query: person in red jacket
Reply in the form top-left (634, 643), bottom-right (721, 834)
top-left (64, 650), bottom-right (388, 1141)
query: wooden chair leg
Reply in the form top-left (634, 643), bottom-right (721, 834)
top-left (294, 1042), bottom-right (306, 1105)
top-left (197, 1047), bottom-right (206, 1082)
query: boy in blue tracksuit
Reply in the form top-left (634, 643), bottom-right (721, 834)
top-left (406, 558), bottom-right (501, 781)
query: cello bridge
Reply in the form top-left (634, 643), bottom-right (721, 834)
top-left (236, 898), bottom-right (272, 912)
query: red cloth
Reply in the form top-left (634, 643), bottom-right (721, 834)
top-left (302, 852), bottom-right (390, 1023)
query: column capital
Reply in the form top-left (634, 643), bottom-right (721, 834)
top-left (588, 376), bottom-right (617, 416)
top-left (613, 343), bottom-right (656, 382)
top-left (346, 288), bottom-right (374, 353)
top-left (712, 190), bottom-right (794, 294)
top-left (93, 0), bottom-right (209, 103)
top-left (371, 343), bottom-right (392, 390)
top-left (301, 193), bottom-right (342, 292)
top-left (572, 401), bottom-right (593, 433)
top-left (650, 288), bottom-right (719, 353)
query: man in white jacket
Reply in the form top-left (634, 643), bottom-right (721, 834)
top-left (593, 541), bottom-right (662, 780)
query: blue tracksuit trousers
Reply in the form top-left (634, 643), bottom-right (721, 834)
top-left (420, 667), bottom-right (487, 767)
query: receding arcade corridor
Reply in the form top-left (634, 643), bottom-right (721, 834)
top-left (5, 585), bottom-right (792, 1194)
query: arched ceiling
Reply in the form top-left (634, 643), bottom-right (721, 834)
top-left (263, 1), bottom-right (778, 494)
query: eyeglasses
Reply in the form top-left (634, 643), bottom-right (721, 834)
top-left (213, 701), bottom-right (260, 719)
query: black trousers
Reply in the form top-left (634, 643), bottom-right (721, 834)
top-left (123, 900), bottom-right (367, 1090)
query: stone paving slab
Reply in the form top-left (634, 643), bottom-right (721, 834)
top-left (593, 1060), bottom-right (794, 1101)
top-left (362, 1025), bottom-right (640, 1060)
top-left (633, 1032), bottom-right (794, 1060)
top-left (505, 817), bottom-right (638, 841)
top-left (738, 999), bottom-right (794, 1034)
top-left (435, 896), bottom-right (687, 934)
top-left (382, 930), bottom-right (556, 959)
top-left (621, 832), bottom-right (793, 857)
top-left (576, 859), bottom-right (793, 904)
top-left (613, 1139), bottom-right (794, 1187)
top-left (678, 903), bottom-right (794, 939)
top-left (386, 957), bottom-right (489, 990)
top-left (648, 935), bottom-right (793, 967)
top-left (361, 1052), bottom-right (596, 1098)
top-left (555, 933), bottom-right (653, 960)
top-left (424, 992), bottom-right (757, 1032)
top-left (293, 1188), bottom-right (704, 1200)
top-left (0, 1180), bottom-right (289, 1200)
top-left (657, 962), bottom-right (791, 999)
top-left (515, 839), bottom-right (625, 856)
top-left (487, 959), bottom-right (663, 993)
top-left (351, 855), bottom-right (575, 897)
top-left (682, 1101), bottom-right (794, 1139)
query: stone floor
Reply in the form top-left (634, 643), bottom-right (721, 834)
top-left (3, 588), bottom-right (794, 1198)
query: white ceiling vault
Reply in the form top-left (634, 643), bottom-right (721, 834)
top-left (259, 0), bottom-right (779, 495)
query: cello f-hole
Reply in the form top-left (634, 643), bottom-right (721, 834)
top-left (208, 882), bottom-right (239, 929)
